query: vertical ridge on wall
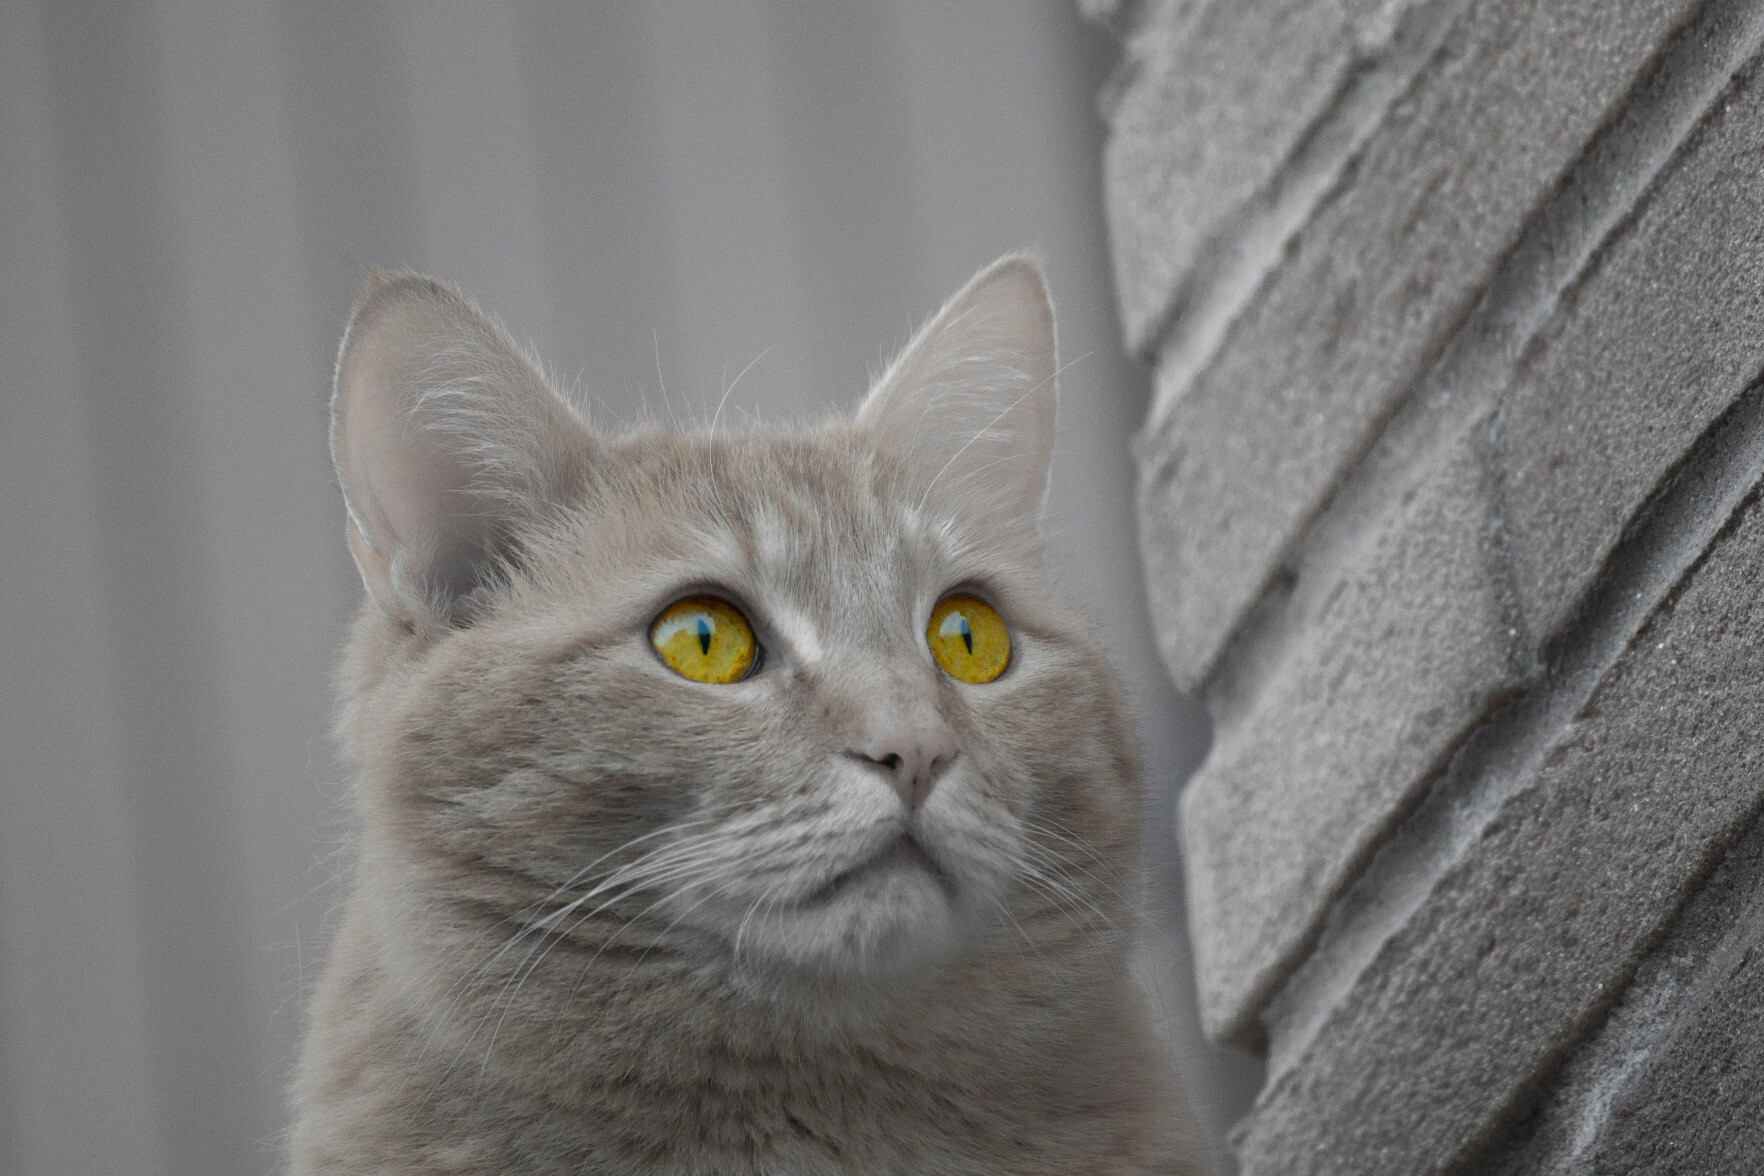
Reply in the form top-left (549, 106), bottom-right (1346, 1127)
top-left (0, 5), bottom-right (162, 1171)
top-left (33, 2), bottom-right (274, 1169)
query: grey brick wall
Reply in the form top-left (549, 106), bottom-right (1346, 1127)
top-left (1093, 0), bottom-right (1764, 1171)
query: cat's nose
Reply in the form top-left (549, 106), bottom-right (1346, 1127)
top-left (852, 724), bottom-right (956, 811)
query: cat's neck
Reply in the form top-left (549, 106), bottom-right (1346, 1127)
top-left (356, 858), bottom-right (1128, 1100)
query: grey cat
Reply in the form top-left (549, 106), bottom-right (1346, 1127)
top-left (292, 255), bottom-right (1202, 1174)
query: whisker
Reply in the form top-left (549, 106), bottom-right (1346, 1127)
top-left (913, 352), bottom-right (1083, 512)
top-left (396, 819), bottom-right (725, 1101)
top-left (1016, 834), bottom-right (1131, 907)
top-left (463, 857), bottom-right (730, 1094)
top-left (1014, 865), bottom-right (1112, 934)
top-left (710, 344), bottom-right (774, 437)
top-left (1021, 815), bottom-right (1124, 875)
top-left (990, 895), bottom-right (1058, 979)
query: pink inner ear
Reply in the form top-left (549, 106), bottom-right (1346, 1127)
top-left (334, 312), bottom-right (486, 617)
top-left (330, 274), bottom-right (594, 625)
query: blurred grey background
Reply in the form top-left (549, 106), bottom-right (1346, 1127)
top-left (0, 2), bottom-right (1259, 1172)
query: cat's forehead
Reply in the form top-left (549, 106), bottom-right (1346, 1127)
top-left (703, 432), bottom-right (937, 571)
top-left (622, 425), bottom-right (886, 524)
top-left (561, 425), bottom-right (975, 615)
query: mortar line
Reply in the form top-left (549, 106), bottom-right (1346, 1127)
top-left (1202, 0), bottom-right (1764, 737)
top-left (1212, 0), bottom-right (1764, 1054)
top-left (1140, 0), bottom-right (1468, 422)
top-left (1479, 803), bottom-right (1764, 1174)
top-left (1262, 374), bottom-right (1764, 1089)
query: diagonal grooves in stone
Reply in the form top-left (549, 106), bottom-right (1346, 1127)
top-left (1474, 806), bottom-right (1764, 1176)
top-left (1477, 802), bottom-right (1764, 1175)
top-left (1203, 0), bottom-right (1764, 736)
top-left (1472, 410), bottom-right (1536, 677)
top-left (1262, 372), bottom-right (1764, 1091)
top-left (1139, 0), bottom-right (1466, 416)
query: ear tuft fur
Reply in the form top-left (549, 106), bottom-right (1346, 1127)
top-left (857, 253), bottom-right (1057, 542)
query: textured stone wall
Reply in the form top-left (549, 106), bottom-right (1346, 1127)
top-left (1090, 0), bottom-right (1764, 1171)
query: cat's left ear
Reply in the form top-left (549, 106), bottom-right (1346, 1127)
top-left (858, 253), bottom-right (1057, 538)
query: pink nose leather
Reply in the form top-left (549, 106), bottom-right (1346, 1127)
top-left (853, 724), bottom-right (957, 810)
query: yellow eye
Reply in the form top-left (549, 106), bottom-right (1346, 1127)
top-left (927, 594), bottom-right (1011, 684)
top-left (650, 595), bottom-right (757, 684)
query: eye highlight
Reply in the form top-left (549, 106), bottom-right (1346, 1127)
top-left (927, 594), bottom-right (1010, 684)
top-left (650, 595), bottom-right (758, 684)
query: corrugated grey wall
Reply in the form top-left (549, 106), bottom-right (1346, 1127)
top-left (0, 2), bottom-right (1255, 1173)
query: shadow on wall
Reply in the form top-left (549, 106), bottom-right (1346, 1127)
top-left (0, 2), bottom-right (1260, 1174)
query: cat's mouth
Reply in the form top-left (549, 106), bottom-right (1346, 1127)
top-left (806, 832), bottom-right (953, 905)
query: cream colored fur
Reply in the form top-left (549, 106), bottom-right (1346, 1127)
top-left (293, 256), bottom-right (1203, 1174)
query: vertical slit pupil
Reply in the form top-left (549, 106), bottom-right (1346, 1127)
top-left (697, 617), bottom-right (713, 655)
top-left (960, 615), bottom-right (973, 655)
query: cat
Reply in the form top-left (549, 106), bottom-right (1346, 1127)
top-left (291, 254), bottom-right (1202, 1174)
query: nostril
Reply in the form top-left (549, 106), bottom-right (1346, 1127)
top-left (848, 744), bottom-right (954, 811)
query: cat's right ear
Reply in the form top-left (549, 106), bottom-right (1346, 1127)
top-left (330, 273), bottom-right (593, 630)
top-left (857, 254), bottom-right (1057, 542)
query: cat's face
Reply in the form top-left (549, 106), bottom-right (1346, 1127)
top-left (333, 257), bottom-right (1139, 991)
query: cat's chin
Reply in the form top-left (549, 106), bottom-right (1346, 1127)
top-left (727, 846), bottom-right (970, 986)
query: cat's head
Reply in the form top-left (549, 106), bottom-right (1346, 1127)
top-left (330, 256), bottom-right (1139, 993)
